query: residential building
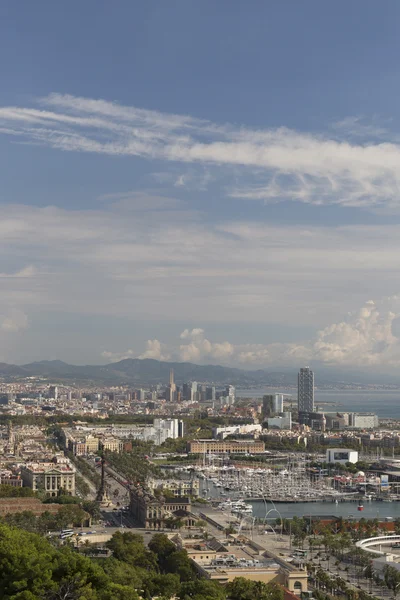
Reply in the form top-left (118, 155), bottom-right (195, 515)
top-left (297, 367), bottom-right (314, 413)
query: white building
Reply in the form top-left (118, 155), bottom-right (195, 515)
top-left (191, 382), bottom-right (198, 402)
top-left (326, 448), bottom-right (358, 464)
top-left (349, 413), bottom-right (379, 429)
top-left (267, 412), bottom-right (292, 430)
top-left (226, 385), bottom-right (236, 404)
top-left (212, 424), bottom-right (262, 439)
top-left (21, 456), bottom-right (76, 496)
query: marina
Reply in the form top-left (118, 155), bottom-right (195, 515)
top-left (184, 460), bottom-right (400, 522)
top-left (195, 460), bottom-right (360, 503)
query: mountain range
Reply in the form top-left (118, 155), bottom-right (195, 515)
top-left (0, 358), bottom-right (398, 388)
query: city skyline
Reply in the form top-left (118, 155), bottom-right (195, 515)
top-left (2, 3), bottom-right (400, 372)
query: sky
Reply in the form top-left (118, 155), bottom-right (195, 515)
top-left (2, 1), bottom-right (400, 372)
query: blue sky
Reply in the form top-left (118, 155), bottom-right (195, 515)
top-left (1, 1), bottom-right (400, 371)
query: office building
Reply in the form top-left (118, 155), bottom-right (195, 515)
top-left (207, 386), bottom-right (216, 402)
top-left (262, 394), bottom-right (284, 417)
top-left (191, 382), bottom-right (198, 402)
top-left (182, 383), bottom-right (190, 401)
top-left (298, 367), bottom-right (314, 413)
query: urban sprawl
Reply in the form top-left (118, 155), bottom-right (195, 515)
top-left (2, 367), bottom-right (400, 600)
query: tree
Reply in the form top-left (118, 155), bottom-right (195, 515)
top-left (105, 531), bottom-right (158, 571)
top-left (227, 578), bottom-right (283, 600)
top-left (148, 533), bottom-right (176, 570)
top-left (0, 485), bottom-right (36, 498)
top-left (144, 573), bottom-right (181, 599)
top-left (394, 518), bottom-right (400, 535)
top-left (101, 557), bottom-right (143, 589)
top-left (179, 579), bottom-right (226, 600)
top-left (384, 565), bottom-right (400, 597)
top-left (82, 501), bottom-right (101, 522)
top-left (164, 549), bottom-right (195, 581)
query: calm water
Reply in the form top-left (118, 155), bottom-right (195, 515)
top-left (203, 480), bottom-right (400, 521)
top-left (249, 499), bottom-right (400, 521)
top-left (237, 389), bottom-right (400, 419)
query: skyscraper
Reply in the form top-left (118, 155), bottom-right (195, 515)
top-left (166, 369), bottom-right (177, 402)
top-left (191, 381), bottom-right (198, 402)
top-left (298, 367), bottom-right (314, 413)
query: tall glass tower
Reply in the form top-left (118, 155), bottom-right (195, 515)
top-left (298, 367), bottom-right (314, 413)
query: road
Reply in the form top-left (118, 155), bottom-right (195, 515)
top-left (308, 553), bottom-right (392, 599)
top-left (82, 456), bottom-right (130, 507)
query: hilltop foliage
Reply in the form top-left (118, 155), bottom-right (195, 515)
top-left (0, 524), bottom-right (285, 600)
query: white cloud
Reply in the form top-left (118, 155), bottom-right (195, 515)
top-left (124, 297), bottom-right (400, 370)
top-left (1, 309), bottom-right (28, 333)
top-left (139, 339), bottom-right (170, 361)
top-left (312, 298), bottom-right (400, 367)
top-left (179, 328), bottom-right (234, 362)
top-left (101, 349), bottom-right (136, 362)
top-left (102, 340), bottom-right (170, 363)
top-left (1, 94), bottom-right (400, 208)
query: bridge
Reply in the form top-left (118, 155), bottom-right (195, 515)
top-left (356, 535), bottom-right (400, 556)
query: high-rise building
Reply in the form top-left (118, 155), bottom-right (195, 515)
top-left (191, 382), bottom-right (198, 402)
top-left (262, 394), bottom-right (284, 417)
top-left (49, 386), bottom-right (58, 400)
top-left (206, 386), bottom-right (216, 402)
top-left (298, 367), bottom-right (314, 413)
top-left (182, 383), bottom-right (190, 401)
top-left (166, 369), bottom-right (177, 402)
top-left (226, 385), bottom-right (235, 404)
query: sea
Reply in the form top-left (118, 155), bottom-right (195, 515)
top-left (236, 389), bottom-right (400, 420)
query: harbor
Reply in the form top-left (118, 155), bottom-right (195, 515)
top-left (182, 460), bottom-right (400, 522)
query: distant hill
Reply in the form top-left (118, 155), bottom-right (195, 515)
top-left (0, 358), bottom-right (295, 386)
top-left (0, 358), bottom-right (396, 387)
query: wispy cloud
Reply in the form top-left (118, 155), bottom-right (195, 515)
top-left (1, 94), bottom-right (400, 208)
